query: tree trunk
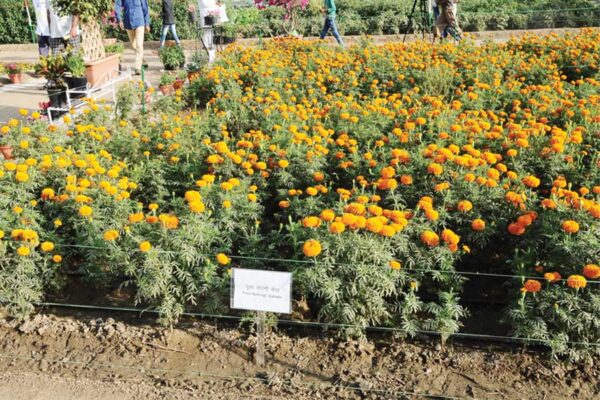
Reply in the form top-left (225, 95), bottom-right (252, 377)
top-left (81, 20), bottom-right (106, 62)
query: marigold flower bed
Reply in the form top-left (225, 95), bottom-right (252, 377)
top-left (1, 30), bottom-right (599, 360)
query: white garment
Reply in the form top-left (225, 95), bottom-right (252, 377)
top-left (218, 5), bottom-right (228, 24)
top-left (32, 0), bottom-right (50, 36)
top-left (47, 3), bottom-right (77, 39)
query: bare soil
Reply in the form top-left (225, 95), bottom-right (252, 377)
top-left (0, 309), bottom-right (598, 399)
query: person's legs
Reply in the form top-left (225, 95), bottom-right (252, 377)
top-left (160, 25), bottom-right (169, 48)
top-left (135, 26), bottom-right (146, 70)
top-left (68, 35), bottom-right (81, 53)
top-left (38, 35), bottom-right (50, 56)
top-left (329, 18), bottom-right (344, 47)
top-left (443, 4), bottom-right (461, 40)
top-left (170, 24), bottom-right (181, 44)
top-left (126, 28), bottom-right (142, 72)
top-left (319, 17), bottom-right (332, 40)
top-left (49, 37), bottom-right (65, 54)
top-left (434, 8), bottom-right (449, 41)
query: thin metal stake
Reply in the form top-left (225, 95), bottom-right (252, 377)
top-left (141, 66), bottom-right (146, 114)
top-left (255, 311), bottom-right (265, 366)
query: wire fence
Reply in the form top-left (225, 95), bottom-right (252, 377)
top-left (25, 301), bottom-right (600, 348)
top-left (56, 243), bottom-right (600, 286)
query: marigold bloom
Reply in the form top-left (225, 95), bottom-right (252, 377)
top-left (79, 205), bottom-right (93, 217)
top-left (17, 246), bottom-right (31, 256)
top-left (583, 264), bottom-right (600, 279)
top-left (522, 175), bottom-right (541, 188)
top-left (103, 230), bottom-right (119, 241)
top-left (523, 279), bottom-right (541, 293)
top-left (302, 216), bottom-right (321, 228)
top-left (189, 201), bottom-right (206, 213)
top-left (279, 200), bottom-right (290, 208)
top-left (278, 159), bottom-right (289, 168)
top-left (329, 221), bottom-right (345, 234)
top-left (320, 209), bottom-right (336, 222)
top-left (427, 163), bottom-right (444, 175)
top-left (508, 222), bottom-right (525, 236)
top-left (471, 218), bottom-right (486, 231)
top-left (216, 253), bottom-right (230, 265)
top-left (139, 241), bottom-right (152, 252)
top-left (303, 239), bottom-right (322, 257)
top-left (561, 220), bottom-right (579, 234)
top-left (457, 200), bottom-right (473, 213)
top-left (420, 231), bottom-right (439, 247)
top-left (389, 260), bottom-right (401, 270)
top-left (544, 272), bottom-right (561, 283)
top-left (128, 212), bottom-right (145, 224)
top-left (567, 275), bottom-right (587, 289)
top-left (40, 242), bottom-right (54, 252)
top-left (52, 254), bottom-right (62, 263)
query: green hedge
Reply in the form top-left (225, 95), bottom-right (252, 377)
top-left (1, 0), bottom-right (599, 45)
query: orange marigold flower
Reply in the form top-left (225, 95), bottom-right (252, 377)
top-left (561, 220), bottom-right (579, 234)
top-left (279, 200), bottom-right (290, 208)
top-left (303, 239), bottom-right (322, 257)
top-left (302, 216), bottom-right (322, 228)
top-left (508, 222), bottom-right (526, 236)
top-left (567, 275), bottom-right (587, 289)
top-left (184, 190), bottom-right (202, 203)
top-left (320, 209), bottom-right (336, 222)
top-left (427, 163), bottom-right (444, 175)
top-left (103, 230), bottom-right (119, 241)
top-left (420, 231), bottom-right (439, 247)
top-left (522, 175), bottom-right (540, 188)
top-left (544, 272), bottom-right (561, 283)
top-left (329, 221), bottom-right (345, 234)
top-left (523, 279), bottom-right (541, 293)
top-left (583, 264), bottom-right (600, 279)
top-left (457, 200), bottom-right (473, 213)
top-left (471, 218), bottom-right (486, 231)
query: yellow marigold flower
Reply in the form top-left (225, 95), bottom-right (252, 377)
top-left (306, 187), bottom-right (318, 196)
top-left (52, 254), bottom-right (62, 263)
top-left (216, 253), bottom-right (230, 265)
top-left (303, 239), bottom-right (322, 258)
top-left (148, 203), bottom-right (159, 211)
top-left (278, 159), bottom-right (289, 168)
top-left (15, 171), bottom-right (29, 182)
top-left (320, 209), bottom-right (335, 222)
top-left (54, 219), bottom-right (62, 228)
top-left (40, 242), bottom-right (54, 252)
top-left (567, 275), bottom-right (587, 289)
top-left (302, 216), bottom-right (321, 228)
top-left (139, 241), bottom-right (152, 252)
top-left (247, 193), bottom-right (257, 202)
top-left (389, 260), bottom-right (401, 270)
top-left (223, 200), bottom-right (232, 208)
top-left (128, 212), bottom-right (145, 224)
top-left (0, 230), bottom-right (4, 239)
top-left (79, 205), bottom-right (93, 217)
top-left (17, 246), bottom-right (31, 256)
top-left (184, 190), bottom-right (201, 203)
top-left (103, 230), bottom-right (119, 241)
top-left (189, 201), bottom-right (205, 213)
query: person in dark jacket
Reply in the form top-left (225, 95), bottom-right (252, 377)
top-left (160, 0), bottom-right (181, 48)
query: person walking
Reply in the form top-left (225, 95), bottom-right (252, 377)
top-left (25, 0), bottom-right (51, 56)
top-left (115, 0), bottom-right (151, 75)
top-left (434, 0), bottom-right (461, 42)
top-left (160, 0), bottom-right (181, 48)
top-left (319, 0), bottom-right (344, 47)
top-left (47, 2), bottom-right (80, 54)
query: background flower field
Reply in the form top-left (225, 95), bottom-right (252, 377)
top-left (1, 29), bottom-right (599, 360)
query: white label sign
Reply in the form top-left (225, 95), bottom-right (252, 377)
top-left (231, 268), bottom-right (292, 314)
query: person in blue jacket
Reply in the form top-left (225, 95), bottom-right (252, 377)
top-left (115, 0), bottom-right (151, 74)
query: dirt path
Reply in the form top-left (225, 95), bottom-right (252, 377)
top-left (0, 310), bottom-right (597, 399)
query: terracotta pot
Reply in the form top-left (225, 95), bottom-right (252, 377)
top-left (173, 79), bottom-right (184, 90)
top-left (159, 84), bottom-right (173, 95)
top-left (85, 53), bottom-right (120, 87)
top-left (8, 73), bottom-right (22, 84)
top-left (0, 145), bottom-right (14, 160)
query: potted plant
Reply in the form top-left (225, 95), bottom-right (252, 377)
top-left (159, 45), bottom-right (186, 71)
top-left (158, 73), bottom-right (175, 95)
top-left (104, 42), bottom-right (126, 71)
top-left (5, 64), bottom-right (23, 84)
top-left (64, 51), bottom-right (88, 98)
top-left (186, 50), bottom-right (209, 81)
top-left (51, 0), bottom-right (119, 86)
top-left (173, 70), bottom-right (187, 90)
top-left (217, 22), bottom-right (238, 45)
top-left (35, 54), bottom-right (67, 111)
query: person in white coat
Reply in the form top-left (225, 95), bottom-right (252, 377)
top-left (25, 0), bottom-right (51, 56)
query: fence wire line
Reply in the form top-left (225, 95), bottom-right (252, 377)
top-left (56, 243), bottom-right (600, 285)
top-left (0, 352), bottom-right (468, 400)
top-left (29, 301), bottom-right (600, 348)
